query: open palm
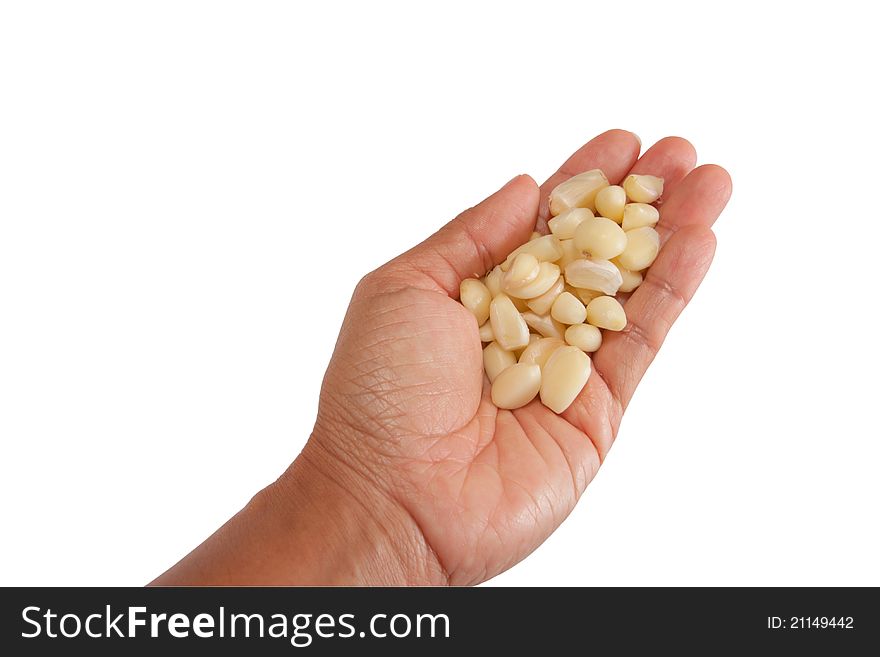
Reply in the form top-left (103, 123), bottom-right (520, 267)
top-left (308, 130), bottom-right (732, 585)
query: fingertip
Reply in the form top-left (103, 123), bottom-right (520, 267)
top-left (656, 163), bottom-right (733, 236)
top-left (696, 164), bottom-right (733, 201)
top-left (521, 174), bottom-right (541, 208)
top-left (521, 172), bottom-right (539, 189)
top-left (500, 173), bottom-right (541, 220)
top-left (600, 128), bottom-right (641, 146)
top-left (663, 224), bottom-right (717, 271)
top-left (660, 136), bottom-right (698, 169)
top-left (505, 173), bottom-right (539, 195)
top-left (601, 129), bottom-right (642, 160)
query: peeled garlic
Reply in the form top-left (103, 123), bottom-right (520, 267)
top-left (612, 260), bottom-right (644, 293)
top-left (574, 216), bottom-right (628, 260)
top-left (623, 174), bottom-right (664, 204)
top-left (505, 263), bottom-right (560, 299)
top-left (502, 253), bottom-right (540, 293)
top-left (490, 294), bottom-right (530, 350)
top-left (455, 167), bottom-right (667, 415)
top-left (564, 323), bottom-right (602, 352)
top-left (568, 285), bottom-right (602, 305)
top-left (548, 208), bottom-right (593, 240)
top-left (484, 266), bottom-right (503, 297)
top-left (549, 169), bottom-right (609, 216)
top-left (622, 203), bottom-right (660, 231)
top-left (617, 227), bottom-right (660, 271)
top-left (540, 346), bottom-right (591, 413)
top-left (526, 275), bottom-right (565, 315)
top-left (501, 235), bottom-right (563, 271)
top-left (518, 337), bottom-right (565, 369)
top-left (594, 185), bottom-right (627, 222)
top-left (586, 296), bottom-right (627, 331)
top-left (521, 311), bottom-right (567, 340)
top-left (491, 363), bottom-right (541, 410)
top-left (550, 291), bottom-right (587, 325)
top-left (564, 258), bottom-right (623, 296)
top-left (556, 238), bottom-right (581, 270)
top-left (483, 341), bottom-right (516, 383)
top-left (460, 278), bottom-right (491, 325)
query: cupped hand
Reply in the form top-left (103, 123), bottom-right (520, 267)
top-left (301, 130), bottom-right (732, 585)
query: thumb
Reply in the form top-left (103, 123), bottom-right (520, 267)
top-left (384, 175), bottom-right (540, 296)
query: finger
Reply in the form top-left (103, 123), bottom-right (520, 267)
top-left (655, 164), bottom-right (733, 242)
top-left (591, 225), bottom-right (717, 413)
top-left (625, 136), bottom-right (697, 203)
top-left (538, 129), bottom-right (641, 228)
top-left (384, 174), bottom-right (540, 296)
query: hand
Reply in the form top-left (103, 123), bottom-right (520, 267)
top-left (152, 130), bottom-right (731, 586)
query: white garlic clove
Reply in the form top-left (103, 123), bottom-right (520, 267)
top-left (491, 363), bottom-right (542, 410)
top-left (502, 253), bottom-right (540, 293)
top-left (621, 203), bottom-right (660, 231)
top-left (548, 208), bottom-right (594, 239)
top-left (489, 294), bottom-right (530, 351)
top-left (501, 235), bottom-right (564, 271)
top-left (520, 311), bottom-right (567, 340)
top-left (623, 174), bottom-right (664, 204)
top-left (617, 227), bottom-right (660, 271)
top-left (594, 185), bottom-right (627, 222)
top-left (518, 337), bottom-right (566, 369)
top-left (573, 216), bottom-right (628, 260)
top-left (459, 278), bottom-right (492, 325)
top-left (585, 295), bottom-right (627, 331)
top-left (483, 341), bottom-right (517, 383)
top-left (505, 263), bottom-right (561, 299)
top-left (611, 259), bottom-right (644, 293)
top-left (564, 258), bottom-right (623, 295)
top-left (549, 169), bottom-right (609, 216)
top-left (550, 291), bottom-right (587, 325)
top-left (540, 346), bottom-right (591, 413)
top-left (526, 275), bottom-right (565, 315)
top-left (564, 323), bottom-right (602, 353)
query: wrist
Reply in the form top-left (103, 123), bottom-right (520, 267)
top-left (151, 432), bottom-right (448, 586)
top-left (269, 438), bottom-right (447, 585)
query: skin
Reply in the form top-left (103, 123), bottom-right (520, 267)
top-left (151, 130), bottom-right (732, 586)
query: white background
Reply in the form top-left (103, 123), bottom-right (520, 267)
top-left (1, 1), bottom-right (878, 586)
